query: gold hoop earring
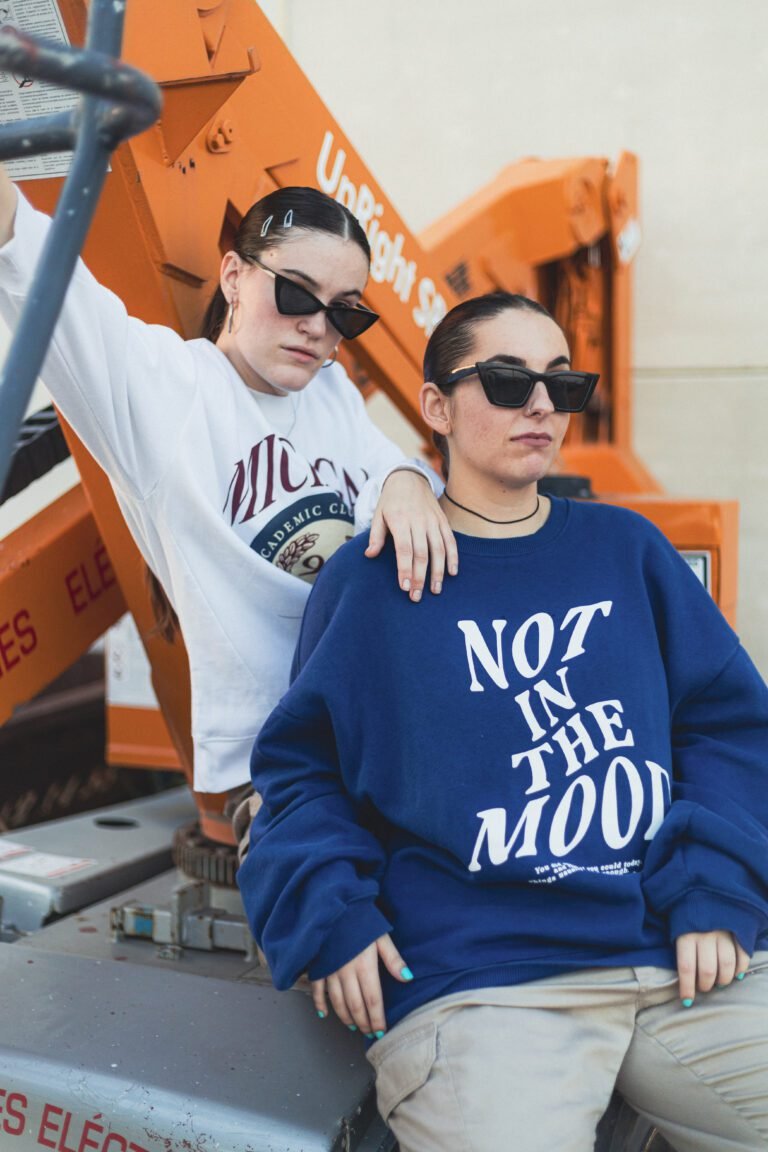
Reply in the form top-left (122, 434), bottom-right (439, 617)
top-left (322, 347), bottom-right (338, 369)
top-left (227, 300), bottom-right (235, 335)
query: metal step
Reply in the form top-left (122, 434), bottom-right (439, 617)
top-left (0, 787), bottom-right (196, 934)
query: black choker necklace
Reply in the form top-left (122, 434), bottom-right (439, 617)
top-left (443, 491), bottom-right (540, 525)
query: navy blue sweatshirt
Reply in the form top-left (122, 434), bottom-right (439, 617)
top-left (238, 498), bottom-right (768, 1028)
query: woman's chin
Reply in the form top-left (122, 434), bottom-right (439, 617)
top-left (498, 464), bottom-right (555, 490)
top-left (263, 365), bottom-right (318, 395)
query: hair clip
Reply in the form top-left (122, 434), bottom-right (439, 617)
top-left (260, 215), bottom-right (274, 238)
top-left (282, 209), bottom-right (294, 228)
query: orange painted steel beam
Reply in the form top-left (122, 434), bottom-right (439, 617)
top-left (605, 152), bottom-right (640, 454)
top-left (421, 157), bottom-right (610, 271)
top-left (560, 444), bottom-right (661, 496)
top-left (108, 704), bottom-right (183, 772)
top-left (0, 485), bottom-right (125, 725)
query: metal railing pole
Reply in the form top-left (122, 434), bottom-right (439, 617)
top-left (0, 0), bottom-right (161, 496)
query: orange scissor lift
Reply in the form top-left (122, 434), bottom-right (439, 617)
top-left (0, 4), bottom-right (733, 1149)
top-left (0, 0), bottom-right (737, 843)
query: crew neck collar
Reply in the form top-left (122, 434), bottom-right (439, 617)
top-left (452, 496), bottom-right (571, 555)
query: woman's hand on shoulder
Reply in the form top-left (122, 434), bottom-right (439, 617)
top-left (365, 469), bottom-right (457, 602)
top-left (312, 933), bottom-right (413, 1037)
top-left (675, 929), bottom-right (750, 1005)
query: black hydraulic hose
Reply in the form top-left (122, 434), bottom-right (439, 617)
top-left (0, 406), bottom-right (69, 507)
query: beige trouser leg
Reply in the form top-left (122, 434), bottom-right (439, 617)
top-left (617, 956), bottom-right (768, 1152)
top-left (226, 783), bottom-right (261, 865)
top-left (366, 955), bottom-right (768, 1152)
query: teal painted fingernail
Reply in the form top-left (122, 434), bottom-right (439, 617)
top-left (347, 1024), bottom-right (357, 1032)
top-left (401, 966), bottom-right (413, 981)
top-left (365, 1033), bottom-right (374, 1039)
top-left (715, 984), bottom-right (727, 989)
top-left (736, 972), bottom-right (746, 981)
top-left (375, 1030), bottom-right (385, 1040)
top-left (317, 1010), bottom-right (326, 1019)
top-left (681, 998), bottom-right (694, 1008)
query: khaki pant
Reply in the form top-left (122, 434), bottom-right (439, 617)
top-left (227, 783), bottom-right (262, 866)
top-left (367, 954), bottom-right (768, 1152)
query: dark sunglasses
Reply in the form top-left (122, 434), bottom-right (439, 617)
top-left (249, 257), bottom-right (379, 340)
top-left (440, 361), bottom-right (599, 413)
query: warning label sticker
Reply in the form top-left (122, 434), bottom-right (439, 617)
top-left (0, 840), bottom-right (95, 877)
top-left (0, 1), bottom-right (77, 180)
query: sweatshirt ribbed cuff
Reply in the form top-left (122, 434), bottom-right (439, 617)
top-left (669, 892), bottom-right (764, 955)
top-left (308, 900), bottom-right (392, 981)
top-left (384, 459), bottom-right (442, 498)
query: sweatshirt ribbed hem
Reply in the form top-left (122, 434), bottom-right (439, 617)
top-left (383, 944), bottom-right (678, 1029)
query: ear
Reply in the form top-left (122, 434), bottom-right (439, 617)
top-left (420, 382), bottom-right (452, 436)
top-left (220, 251), bottom-right (244, 301)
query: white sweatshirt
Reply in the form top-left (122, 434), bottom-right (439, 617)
top-left (0, 191), bottom-right (420, 792)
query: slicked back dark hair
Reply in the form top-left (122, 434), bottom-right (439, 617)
top-left (201, 186), bottom-right (371, 342)
top-left (423, 292), bottom-right (560, 477)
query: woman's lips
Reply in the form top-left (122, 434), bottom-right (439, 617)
top-left (283, 345), bottom-right (318, 364)
top-left (512, 433), bottom-right (552, 445)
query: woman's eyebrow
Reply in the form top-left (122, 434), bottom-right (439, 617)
top-left (279, 266), bottom-right (362, 301)
top-left (487, 353), bottom-right (572, 369)
top-left (489, 353), bottom-right (526, 366)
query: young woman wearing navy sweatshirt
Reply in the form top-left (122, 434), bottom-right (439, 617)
top-left (238, 292), bottom-right (768, 1152)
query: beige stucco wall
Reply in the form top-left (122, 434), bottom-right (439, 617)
top-left (259, 0), bottom-right (768, 675)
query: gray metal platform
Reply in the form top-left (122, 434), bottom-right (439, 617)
top-left (0, 946), bottom-right (390, 1151)
top-left (15, 867), bottom-right (257, 981)
top-left (0, 797), bottom-right (393, 1150)
top-left (0, 787), bottom-right (197, 934)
